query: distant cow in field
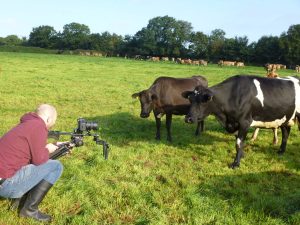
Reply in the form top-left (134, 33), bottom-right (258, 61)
top-left (182, 59), bottom-right (192, 65)
top-left (192, 60), bottom-right (200, 66)
top-left (132, 76), bottom-right (208, 141)
top-left (175, 58), bottom-right (182, 64)
top-left (279, 64), bottom-right (286, 69)
top-left (265, 63), bottom-right (286, 72)
top-left (218, 60), bottom-right (235, 66)
top-left (192, 60), bottom-right (207, 66)
top-left (266, 68), bottom-right (279, 78)
top-left (199, 60), bottom-right (208, 66)
top-left (235, 62), bottom-right (245, 67)
top-left (265, 63), bottom-right (273, 73)
top-left (149, 57), bottom-right (160, 62)
top-left (183, 75), bottom-right (300, 168)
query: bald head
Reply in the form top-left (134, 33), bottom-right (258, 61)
top-left (35, 104), bottom-right (57, 129)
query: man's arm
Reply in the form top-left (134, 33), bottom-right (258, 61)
top-left (29, 126), bottom-right (49, 165)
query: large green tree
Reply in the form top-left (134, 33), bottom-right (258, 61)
top-left (118, 35), bottom-right (141, 57)
top-left (133, 15), bottom-right (193, 57)
top-left (5, 35), bottom-right (23, 45)
top-left (208, 29), bottom-right (226, 62)
top-left (221, 36), bottom-right (249, 62)
top-left (28, 26), bottom-right (57, 48)
top-left (188, 31), bottom-right (209, 59)
top-left (134, 28), bottom-right (156, 55)
top-left (254, 36), bottom-right (283, 64)
top-left (89, 32), bottom-right (123, 56)
top-left (61, 22), bottom-right (91, 50)
top-left (280, 24), bottom-right (300, 66)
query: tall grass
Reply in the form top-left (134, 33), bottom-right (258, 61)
top-left (0, 52), bottom-right (299, 225)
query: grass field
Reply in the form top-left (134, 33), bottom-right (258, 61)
top-left (0, 52), bottom-right (299, 225)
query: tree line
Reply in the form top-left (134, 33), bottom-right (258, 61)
top-left (0, 15), bottom-right (299, 67)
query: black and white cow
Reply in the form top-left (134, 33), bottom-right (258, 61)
top-left (183, 75), bottom-right (300, 168)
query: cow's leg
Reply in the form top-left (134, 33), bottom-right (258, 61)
top-left (166, 113), bottom-right (172, 142)
top-left (231, 124), bottom-right (249, 169)
top-left (273, 128), bottom-right (278, 145)
top-left (250, 128), bottom-right (260, 142)
top-left (296, 113), bottom-right (300, 131)
top-left (154, 113), bottom-right (161, 140)
top-left (195, 120), bottom-right (204, 136)
top-left (278, 126), bottom-right (291, 154)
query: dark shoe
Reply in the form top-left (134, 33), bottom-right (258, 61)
top-left (10, 198), bottom-right (21, 211)
top-left (10, 197), bottom-right (22, 211)
top-left (19, 180), bottom-right (53, 222)
top-left (10, 192), bottom-right (29, 211)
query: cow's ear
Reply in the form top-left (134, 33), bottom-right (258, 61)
top-left (131, 92), bottom-right (140, 99)
top-left (182, 91), bottom-right (193, 99)
top-left (151, 94), bottom-right (158, 101)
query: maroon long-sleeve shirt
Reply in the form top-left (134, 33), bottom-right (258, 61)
top-left (0, 112), bottom-right (49, 178)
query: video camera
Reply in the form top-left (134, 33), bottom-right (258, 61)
top-left (48, 118), bottom-right (109, 160)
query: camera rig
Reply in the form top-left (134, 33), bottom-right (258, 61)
top-left (48, 118), bottom-right (109, 160)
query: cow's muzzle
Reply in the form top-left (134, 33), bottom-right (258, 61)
top-left (140, 113), bottom-right (150, 118)
top-left (185, 115), bottom-right (194, 123)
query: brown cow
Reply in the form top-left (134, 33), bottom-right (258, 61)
top-left (265, 63), bottom-right (286, 72)
top-left (199, 60), bottom-right (208, 66)
top-left (149, 57), bottom-right (160, 62)
top-left (192, 60), bottom-right (200, 66)
top-left (235, 62), bottom-right (245, 67)
top-left (266, 70), bottom-right (279, 78)
top-left (218, 60), bottom-right (235, 66)
top-left (132, 76), bottom-right (208, 141)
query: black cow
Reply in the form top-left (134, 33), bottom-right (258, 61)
top-left (183, 75), bottom-right (300, 168)
top-left (132, 76), bottom-right (208, 141)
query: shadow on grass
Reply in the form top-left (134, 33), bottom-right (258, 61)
top-left (248, 143), bottom-right (300, 171)
top-left (86, 112), bottom-right (228, 148)
top-left (85, 112), bottom-right (299, 170)
top-left (82, 112), bottom-right (300, 168)
top-left (199, 171), bottom-right (300, 221)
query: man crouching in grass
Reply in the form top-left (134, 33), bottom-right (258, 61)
top-left (0, 104), bottom-right (63, 222)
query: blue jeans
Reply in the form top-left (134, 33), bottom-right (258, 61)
top-left (0, 160), bottom-right (63, 198)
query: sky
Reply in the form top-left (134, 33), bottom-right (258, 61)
top-left (0, 0), bottom-right (299, 43)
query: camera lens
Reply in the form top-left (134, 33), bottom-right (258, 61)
top-left (76, 118), bottom-right (98, 132)
top-left (86, 122), bottom-right (98, 131)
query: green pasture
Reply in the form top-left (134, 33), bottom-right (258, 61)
top-left (0, 52), bottom-right (299, 225)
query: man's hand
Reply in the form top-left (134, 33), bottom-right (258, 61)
top-left (46, 143), bottom-right (59, 153)
top-left (55, 141), bottom-right (70, 146)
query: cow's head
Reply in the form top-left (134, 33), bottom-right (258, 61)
top-left (132, 89), bottom-right (158, 118)
top-left (182, 85), bottom-right (213, 123)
